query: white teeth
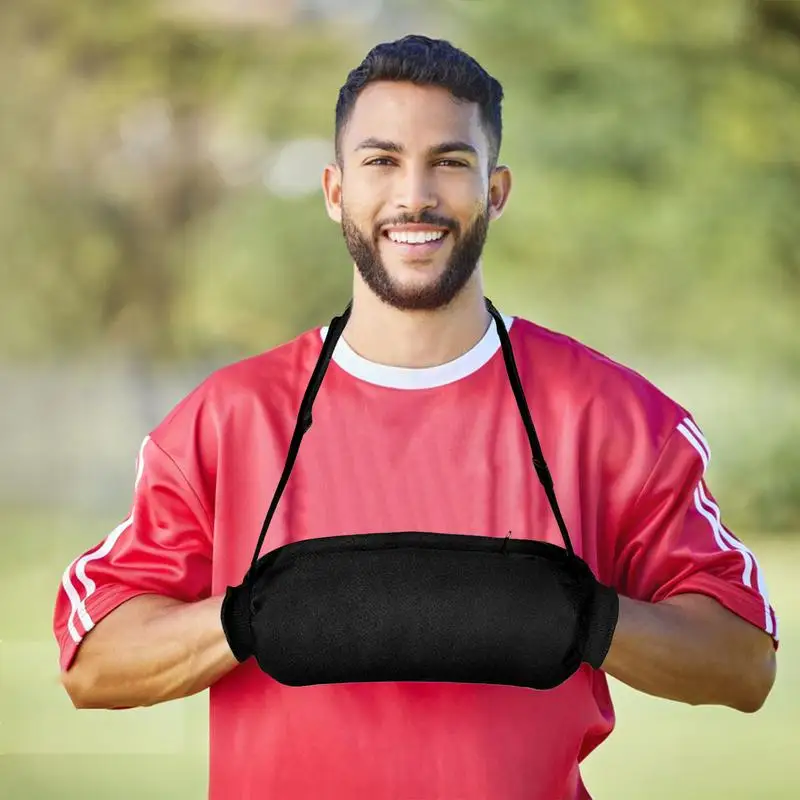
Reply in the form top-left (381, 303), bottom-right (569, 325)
top-left (387, 230), bottom-right (445, 244)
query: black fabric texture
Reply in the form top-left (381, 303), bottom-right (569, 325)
top-left (580, 580), bottom-right (620, 669)
top-left (220, 298), bottom-right (620, 690)
top-left (231, 532), bottom-right (618, 689)
top-left (221, 582), bottom-right (254, 662)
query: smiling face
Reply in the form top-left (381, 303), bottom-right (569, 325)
top-left (323, 81), bottom-right (511, 311)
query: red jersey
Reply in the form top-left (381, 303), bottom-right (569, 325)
top-left (54, 313), bottom-right (778, 800)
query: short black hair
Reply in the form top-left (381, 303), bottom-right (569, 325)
top-left (335, 35), bottom-right (504, 169)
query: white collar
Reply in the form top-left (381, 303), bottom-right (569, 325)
top-left (319, 313), bottom-right (515, 390)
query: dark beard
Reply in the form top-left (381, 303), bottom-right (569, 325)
top-left (341, 206), bottom-right (490, 311)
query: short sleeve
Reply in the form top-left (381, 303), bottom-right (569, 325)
top-left (53, 434), bottom-right (214, 671)
top-left (612, 416), bottom-right (779, 645)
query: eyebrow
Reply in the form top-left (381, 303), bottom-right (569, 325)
top-left (355, 138), bottom-right (478, 158)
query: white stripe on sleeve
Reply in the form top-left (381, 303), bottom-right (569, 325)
top-left (677, 420), bottom-right (775, 637)
top-left (65, 436), bottom-right (150, 641)
top-left (60, 557), bottom-right (92, 643)
top-left (681, 417), bottom-right (711, 464)
top-left (677, 420), bottom-right (710, 470)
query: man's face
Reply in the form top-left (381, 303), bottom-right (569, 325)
top-left (323, 81), bottom-right (511, 311)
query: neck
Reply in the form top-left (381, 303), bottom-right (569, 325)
top-left (343, 271), bottom-right (491, 368)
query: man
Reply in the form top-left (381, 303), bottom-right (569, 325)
top-left (54, 35), bottom-right (778, 800)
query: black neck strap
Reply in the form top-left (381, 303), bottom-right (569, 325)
top-left (248, 298), bottom-right (574, 575)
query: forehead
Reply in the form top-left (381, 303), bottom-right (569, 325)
top-left (342, 81), bottom-right (488, 156)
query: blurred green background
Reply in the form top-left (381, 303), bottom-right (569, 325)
top-left (0, 0), bottom-right (798, 797)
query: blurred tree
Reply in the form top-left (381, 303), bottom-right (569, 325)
top-left (447, 0), bottom-right (800, 365)
top-left (444, 0), bottom-right (800, 529)
top-left (3, 0), bottom-right (797, 366)
top-left (1, 0), bottom-right (798, 527)
top-left (0, 0), bottom-right (355, 361)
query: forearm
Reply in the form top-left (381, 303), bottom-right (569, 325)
top-left (601, 594), bottom-right (776, 712)
top-left (62, 594), bottom-right (239, 709)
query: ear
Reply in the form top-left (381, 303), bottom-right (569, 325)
top-left (487, 165), bottom-right (512, 222)
top-left (322, 161), bottom-right (343, 224)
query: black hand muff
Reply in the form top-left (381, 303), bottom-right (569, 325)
top-left (221, 299), bottom-right (619, 690)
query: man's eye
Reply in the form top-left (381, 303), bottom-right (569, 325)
top-left (364, 158), bottom-right (468, 168)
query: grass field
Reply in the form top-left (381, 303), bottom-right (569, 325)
top-left (1, 508), bottom-right (797, 799)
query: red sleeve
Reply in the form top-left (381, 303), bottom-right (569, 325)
top-left (53, 434), bottom-right (214, 671)
top-left (612, 415), bottom-right (779, 646)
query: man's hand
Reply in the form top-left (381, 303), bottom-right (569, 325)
top-left (601, 593), bottom-right (776, 712)
top-left (62, 594), bottom-right (239, 710)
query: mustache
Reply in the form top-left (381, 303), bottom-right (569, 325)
top-left (374, 211), bottom-right (460, 235)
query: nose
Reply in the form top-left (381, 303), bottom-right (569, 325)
top-left (393, 164), bottom-right (438, 214)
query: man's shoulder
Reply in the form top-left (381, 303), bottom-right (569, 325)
top-left (205, 326), bottom-right (322, 393)
top-left (509, 315), bottom-right (687, 428)
top-left (152, 326), bottom-right (323, 441)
